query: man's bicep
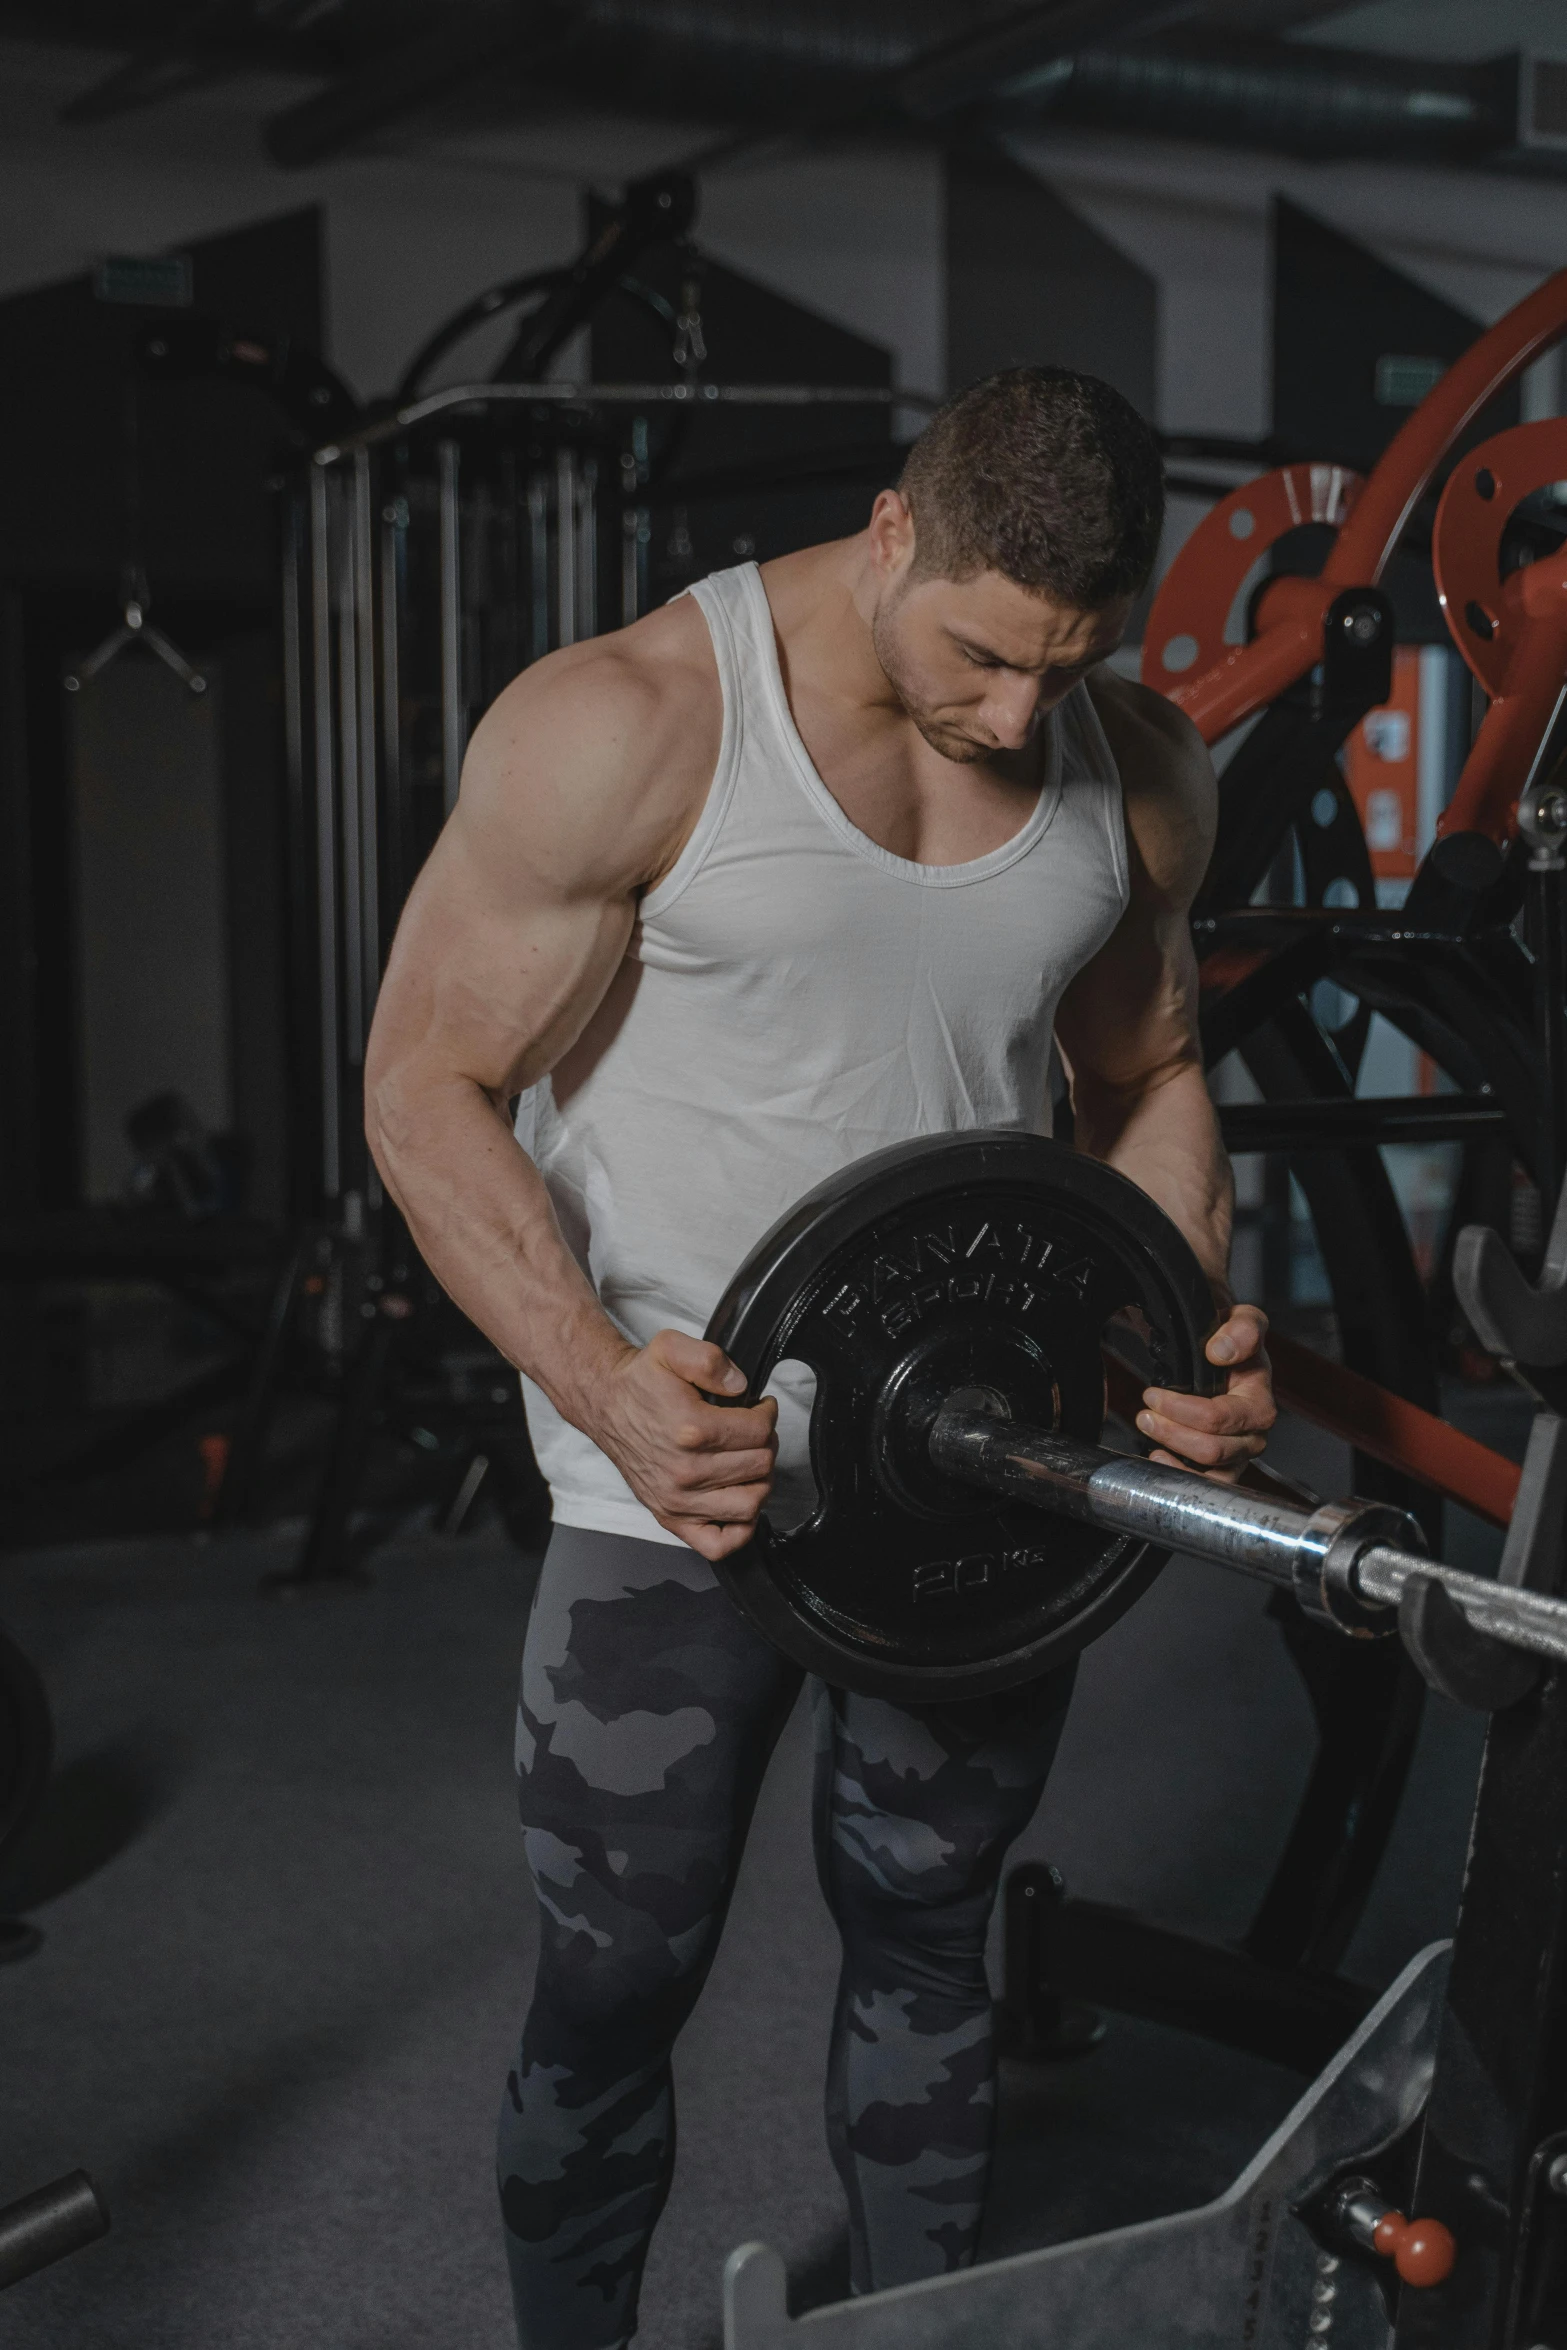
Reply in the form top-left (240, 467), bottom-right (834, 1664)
top-left (1062, 690), bottom-right (1214, 1095)
top-left (369, 792), bottom-right (636, 1109)
top-left (1089, 668), bottom-right (1218, 907)
top-left (1056, 894), bottom-right (1203, 1098)
top-left (368, 656), bottom-right (667, 1099)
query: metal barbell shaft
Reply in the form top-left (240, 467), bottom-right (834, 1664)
top-left (1352, 1545), bottom-right (1567, 1663)
top-left (929, 1404), bottom-right (1567, 1670)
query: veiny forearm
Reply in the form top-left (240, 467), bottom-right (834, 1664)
top-left (1073, 1056), bottom-right (1235, 1307)
top-left (367, 1065), bottom-right (631, 1434)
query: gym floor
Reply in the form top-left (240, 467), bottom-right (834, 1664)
top-left (0, 1398), bottom-right (1512, 2350)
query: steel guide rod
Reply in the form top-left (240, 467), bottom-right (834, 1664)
top-left (312, 379), bottom-right (944, 463)
top-left (352, 449), bottom-right (380, 1051)
top-left (555, 445), bottom-right (578, 650)
top-left (437, 437), bottom-right (464, 816)
top-left (334, 474), bottom-right (365, 1070)
top-left (930, 1403), bottom-right (1567, 1670)
top-left (307, 462), bottom-right (341, 1200)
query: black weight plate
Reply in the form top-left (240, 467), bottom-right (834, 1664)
top-left (705, 1131), bottom-right (1219, 1701)
top-left (0, 1628), bottom-right (52, 1869)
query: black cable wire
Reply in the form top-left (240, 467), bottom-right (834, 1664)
top-left (395, 272), bottom-right (685, 404)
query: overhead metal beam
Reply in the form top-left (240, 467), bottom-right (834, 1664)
top-left (61, 53), bottom-right (233, 126)
top-left (1195, 1), bottom-right (1362, 29)
top-left (58, 0), bottom-right (255, 125)
top-left (263, 3), bottom-right (566, 168)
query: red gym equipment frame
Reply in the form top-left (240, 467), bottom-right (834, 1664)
top-left (1143, 270), bottom-right (1567, 1528)
top-left (1148, 266), bottom-right (1567, 770)
top-left (1433, 414), bottom-right (1567, 844)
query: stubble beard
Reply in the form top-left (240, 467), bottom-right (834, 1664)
top-left (869, 593), bottom-right (992, 766)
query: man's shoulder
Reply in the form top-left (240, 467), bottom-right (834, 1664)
top-left (477, 594), bottom-right (718, 770)
top-left (450, 595), bottom-right (724, 894)
top-left (459, 596), bottom-right (721, 850)
top-left (1085, 666), bottom-right (1210, 802)
top-left (1085, 665), bottom-right (1216, 903)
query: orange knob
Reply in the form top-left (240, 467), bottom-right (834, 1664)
top-left (1372, 2211), bottom-right (1406, 2257)
top-left (1394, 2219), bottom-right (1457, 2288)
top-left (1369, 2210), bottom-right (1457, 2287)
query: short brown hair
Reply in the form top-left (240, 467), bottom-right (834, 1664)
top-left (898, 367), bottom-right (1164, 607)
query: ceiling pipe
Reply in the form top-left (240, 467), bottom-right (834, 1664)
top-left (992, 38), bottom-right (1522, 165)
top-left (538, 6), bottom-right (1544, 175)
top-left (895, 0), bottom-right (1206, 119)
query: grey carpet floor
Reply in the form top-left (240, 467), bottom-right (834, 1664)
top-left (0, 1398), bottom-right (1511, 2349)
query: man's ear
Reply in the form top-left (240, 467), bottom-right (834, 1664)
top-left (867, 489), bottom-right (915, 578)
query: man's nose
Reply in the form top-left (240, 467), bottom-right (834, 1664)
top-left (979, 674), bottom-right (1045, 749)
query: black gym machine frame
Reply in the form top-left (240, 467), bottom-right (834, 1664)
top-left (704, 284), bottom-right (1567, 2347)
top-left (0, 1637), bottom-right (110, 2293)
top-left (702, 1125), bottom-right (1567, 2349)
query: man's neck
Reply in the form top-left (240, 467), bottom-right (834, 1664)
top-left (760, 533), bottom-right (902, 730)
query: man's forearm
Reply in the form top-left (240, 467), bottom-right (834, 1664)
top-left (1073, 1059), bottom-right (1235, 1309)
top-left (368, 1071), bottom-right (630, 1432)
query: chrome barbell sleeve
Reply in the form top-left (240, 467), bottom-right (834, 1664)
top-left (929, 1402), bottom-right (1567, 1672)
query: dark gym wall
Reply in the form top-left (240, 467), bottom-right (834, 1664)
top-left (0, 591), bottom-right (35, 1218)
top-left (1271, 196), bottom-right (1521, 476)
top-left (1269, 198), bottom-right (1522, 643)
top-left (0, 205), bottom-right (322, 592)
top-left (589, 222), bottom-right (895, 594)
top-left (944, 144), bottom-right (1158, 420)
top-left (0, 208), bottom-right (320, 1217)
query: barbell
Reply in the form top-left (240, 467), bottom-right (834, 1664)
top-left (703, 1131), bottom-right (1565, 1702)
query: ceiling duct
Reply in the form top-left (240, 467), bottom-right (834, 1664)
top-left (989, 38), bottom-right (1522, 165)
top-left (547, 9), bottom-right (1541, 175)
top-left (549, 0), bottom-right (967, 115)
top-left (523, 0), bottom-right (1199, 132)
top-left (41, 0), bottom-right (1547, 177)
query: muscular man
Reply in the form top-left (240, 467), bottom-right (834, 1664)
top-left (365, 367), bottom-right (1275, 2346)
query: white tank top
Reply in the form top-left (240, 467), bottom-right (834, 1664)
top-left (518, 561), bottom-right (1131, 1545)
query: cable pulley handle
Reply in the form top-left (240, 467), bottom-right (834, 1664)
top-left (929, 1398), bottom-right (1567, 1672)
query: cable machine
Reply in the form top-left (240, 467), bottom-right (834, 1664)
top-left (284, 371), bottom-right (928, 1227)
top-left (176, 170), bottom-right (932, 1572)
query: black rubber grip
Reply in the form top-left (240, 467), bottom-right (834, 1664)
top-left (0, 2171), bottom-right (109, 2291)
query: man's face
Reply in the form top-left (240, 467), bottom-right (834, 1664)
top-left (866, 501), bottom-right (1133, 764)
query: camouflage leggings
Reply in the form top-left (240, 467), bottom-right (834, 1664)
top-left (498, 1526), bottom-right (1074, 2347)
